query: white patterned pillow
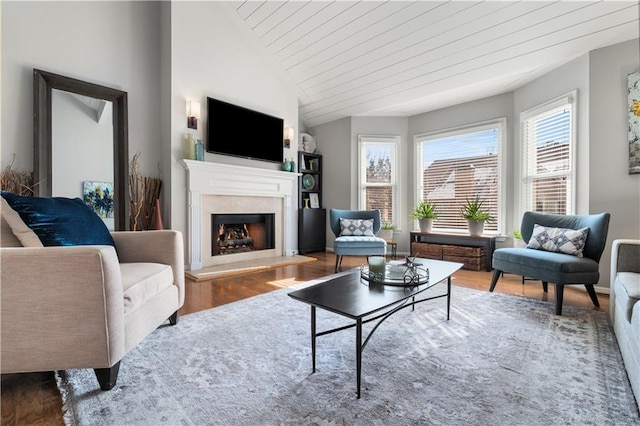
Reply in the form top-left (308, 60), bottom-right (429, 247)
top-left (339, 218), bottom-right (375, 236)
top-left (527, 224), bottom-right (589, 257)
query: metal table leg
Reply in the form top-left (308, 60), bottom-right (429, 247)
top-left (356, 317), bottom-right (362, 398)
top-left (311, 306), bottom-right (316, 373)
top-left (447, 277), bottom-right (451, 320)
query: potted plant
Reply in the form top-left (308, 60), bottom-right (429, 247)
top-left (412, 199), bottom-right (438, 233)
top-left (512, 229), bottom-right (526, 248)
top-left (378, 221), bottom-right (395, 242)
top-left (460, 195), bottom-right (494, 236)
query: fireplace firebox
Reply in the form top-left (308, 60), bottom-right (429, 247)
top-left (211, 213), bottom-right (275, 256)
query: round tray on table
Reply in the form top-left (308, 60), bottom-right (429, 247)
top-left (360, 263), bottom-right (429, 287)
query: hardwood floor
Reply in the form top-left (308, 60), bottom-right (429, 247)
top-left (1, 252), bottom-right (609, 425)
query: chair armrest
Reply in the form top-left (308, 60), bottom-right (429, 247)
top-left (1, 245), bottom-right (125, 373)
top-left (611, 239), bottom-right (640, 278)
top-left (111, 230), bottom-right (185, 306)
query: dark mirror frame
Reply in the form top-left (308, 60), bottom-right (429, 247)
top-left (33, 69), bottom-right (129, 230)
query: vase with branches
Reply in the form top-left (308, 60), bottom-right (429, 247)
top-left (129, 152), bottom-right (163, 231)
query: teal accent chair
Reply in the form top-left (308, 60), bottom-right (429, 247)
top-left (489, 211), bottom-right (611, 315)
top-left (329, 209), bottom-right (387, 273)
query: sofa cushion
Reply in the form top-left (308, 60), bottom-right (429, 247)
top-left (339, 218), bottom-right (375, 236)
top-left (492, 247), bottom-right (600, 285)
top-left (1, 192), bottom-right (115, 248)
top-left (527, 224), bottom-right (589, 257)
top-left (1, 197), bottom-right (42, 247)
top-left (334, 236), bottom-right (387, 257)
top-left (494, 247), bottom-right (598, 273)
top-left (120, 263), bottom-right (174, 315)
top-left (616, 272), bottom-right (640, 323)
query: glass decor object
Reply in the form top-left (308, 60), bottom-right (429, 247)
top-left (195, 139), bottom-right (204, 161)
top-left (302, 174), bottom-right (315, 189)
top-left (360, 257), bottom-right (430, 287)
top-left (367, 256), bottom-right (386, 281)
top-left (184, 133), bottom-right (196, 160)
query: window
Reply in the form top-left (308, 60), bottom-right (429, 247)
top-left (415, 120), bottom-right (505, 233)
top-left (358, 136), bottom-right (399, 227)
top-left (521, 92), bottom-right (576, 215)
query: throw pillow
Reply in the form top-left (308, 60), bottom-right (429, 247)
top-left (339, 218), bottom-right (375, 236)
top-left (1, 191), bottom-right (115, 247)
top-left (526, 224), bottom-right (589, 257)
top-left (0, 197), bottom-right (43, 247)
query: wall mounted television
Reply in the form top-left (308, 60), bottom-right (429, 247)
top-left (206, 97), bottom-right (284, 163)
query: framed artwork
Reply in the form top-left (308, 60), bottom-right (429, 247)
top-left (83, 181), bottom-right (114, 218)
top-left (309, 193), bottom-right (320, 208)
top-left (628, 71), bottom-right (640, 174)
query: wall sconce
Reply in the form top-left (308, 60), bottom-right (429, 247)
top-left (284, 126), bottom-right (294, 148)
top-left (187, 100), bottom-right (201, 130)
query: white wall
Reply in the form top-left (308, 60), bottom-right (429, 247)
top-left (168, 2), bottom-right (299, 258)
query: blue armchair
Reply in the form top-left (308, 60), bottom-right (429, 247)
top-left (489, 211), bottom-right (610, 315)
top-left (329, 209), bottom-right (387, 273)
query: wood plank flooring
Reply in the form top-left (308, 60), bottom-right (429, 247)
top-left (1, 252), bottom-right (609, 425)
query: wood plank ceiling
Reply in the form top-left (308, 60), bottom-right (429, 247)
top-left (229, 1), bottom-right (640, 127)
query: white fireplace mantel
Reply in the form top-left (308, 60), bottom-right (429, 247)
top-left (181, 160), bottom-right (300, 271)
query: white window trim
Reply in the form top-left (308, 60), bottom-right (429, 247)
top-left (413, 118), bottom-right (507, 235)
top-left (519, 90), bottom-right (577, 217)
top-left (357, 135), bottom-right (400, 229)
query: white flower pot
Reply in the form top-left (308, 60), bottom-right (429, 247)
top-left (419, 218), bottom-right (433, 233)
top-left (467, 219), bottom-right (485, 236)
top-left (378, 229), bottom-right (394, 242)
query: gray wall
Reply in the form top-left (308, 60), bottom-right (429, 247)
top-left (2, 1), bottom-right (300, 258)
top-left (1, 1), bottom-right (162, 176)
top-left (3, 2), bottom-right (638, 287)
top-left (514, 54), bottom-right (590, 216)
top-left (408, 93), bottom-right (515, 238)
top-left (588, 39), bottom-right (640, 288)
top-left (314, 40), bottom-right (640, 291)
top-left (51, 91), bottom-right (113, 198)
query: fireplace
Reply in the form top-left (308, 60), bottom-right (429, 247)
top-left (212, 213), bottom-right (275, 256)
top-left (181, 160), bottom-right (299, 271)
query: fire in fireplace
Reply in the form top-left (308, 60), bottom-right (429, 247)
top-left (211, 213), bottom-right (275, 256)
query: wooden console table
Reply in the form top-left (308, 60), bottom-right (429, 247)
top-left (410, 232), bottom-right (496, 271)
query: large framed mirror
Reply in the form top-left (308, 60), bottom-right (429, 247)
top-left (33, 69), bottom-right (129, 230)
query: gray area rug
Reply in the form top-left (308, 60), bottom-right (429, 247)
top-left (59, 276), bottom-right (640, 425)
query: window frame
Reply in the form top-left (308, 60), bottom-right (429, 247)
top-left (413, 118), bottom-right (507, 235)
top-left (357, 135), bottom-right (400, 229)
top-left (519, 91), bottom-right (577, 217)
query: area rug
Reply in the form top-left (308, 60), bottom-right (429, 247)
top-left (58, 275), bottom-right (640, 425)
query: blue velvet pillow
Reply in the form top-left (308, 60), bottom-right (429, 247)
top-left (1, 191), bottom-right (115, 247)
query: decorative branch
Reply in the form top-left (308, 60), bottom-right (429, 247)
top-left (129, 152), bottom-right (162, 231)
top-left (0, 155), bottom-right (38, 196)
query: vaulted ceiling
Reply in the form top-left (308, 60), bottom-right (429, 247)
top-left (229, 1), bottom-right (639, 127)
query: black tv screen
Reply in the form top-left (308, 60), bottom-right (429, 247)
top-left (206, 97), bottom-right (284, 163)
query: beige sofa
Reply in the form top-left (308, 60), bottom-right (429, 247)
top-left (1, 218), bottom-right (185, 390)
top-left (610, 239), bottom-right (640, 405)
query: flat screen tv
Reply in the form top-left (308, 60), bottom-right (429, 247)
top-left (207, 97), bottom-right (284, 163)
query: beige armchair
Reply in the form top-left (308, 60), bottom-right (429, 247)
top-left (1, 227), bottom-right (185, 390)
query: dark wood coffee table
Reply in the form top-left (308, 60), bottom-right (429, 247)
top-left (288, 258), bottom-right (462, 398)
